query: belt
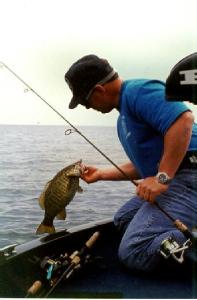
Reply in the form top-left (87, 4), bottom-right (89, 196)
top-left (178, 151), bottom-right (197, 170)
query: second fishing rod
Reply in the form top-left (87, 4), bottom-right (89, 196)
top-left (0, 61), bottom-right (193, 241)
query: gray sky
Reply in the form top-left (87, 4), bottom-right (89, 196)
top-left (0, 0), bottom-right (197, 126)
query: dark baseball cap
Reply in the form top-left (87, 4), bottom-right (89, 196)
top-left (166, 52), bottom-right (197, 104)
top-left (65, 54), bottom-right (118, 109)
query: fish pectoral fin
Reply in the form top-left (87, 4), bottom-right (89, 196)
top-left (77, 185), bottom-right (83, 193)
top-left (56, 209), bottom-right (66, 220)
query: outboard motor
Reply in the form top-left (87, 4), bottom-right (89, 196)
top-left (166, 52), bottom-right (197, 104)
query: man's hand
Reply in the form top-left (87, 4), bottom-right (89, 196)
top-left (134, 177), bottom-right (169, 203)
top-left (81, 165), bottom-right (101, 183)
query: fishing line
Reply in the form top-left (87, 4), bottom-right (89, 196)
top-left (0, 61), bottom-right (193, 240)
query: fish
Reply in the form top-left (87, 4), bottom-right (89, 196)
top-left (36, 160), bottom-right (83, 234)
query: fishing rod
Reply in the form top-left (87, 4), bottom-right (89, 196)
top-left (0, 61), bottom-right (193, 242)
top-left (25, 231), bottom-right (100, 298)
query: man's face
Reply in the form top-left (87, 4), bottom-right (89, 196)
top-left (84, 85), bottom-right (114, 114)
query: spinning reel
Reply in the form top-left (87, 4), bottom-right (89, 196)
top-left (160, 237), bottom-right (192, 264)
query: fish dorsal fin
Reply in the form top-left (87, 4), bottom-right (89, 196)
top-left (38, 181), bottom-right (51, 209)
top-left (56, 209), bottom-right (66, 220)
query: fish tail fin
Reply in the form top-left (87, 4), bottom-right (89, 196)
top-left (36, 223), bottom-right (56, 234)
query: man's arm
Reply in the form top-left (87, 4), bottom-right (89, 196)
top-left (158, 111), bottom-right (194, 177)
top-left (81, 161), bottom-right (140, 183)
top-left (136, 111), bottom-right (194, 202)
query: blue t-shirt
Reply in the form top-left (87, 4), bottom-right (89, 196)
top-left (117, 79), bottom-right (197, 178)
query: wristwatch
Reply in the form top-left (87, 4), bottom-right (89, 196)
top-left (156, 172), bottom-right (172, 185)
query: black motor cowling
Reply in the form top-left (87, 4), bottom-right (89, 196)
top-left (166, 52), bottom-right (197, 104)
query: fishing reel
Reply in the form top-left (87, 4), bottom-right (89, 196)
top-left (40, 232), bottom-right (101, 287)
top-left (26, 232), bottom-right (100, 298)
top-left (40, 253), bottom-right (70, 285)
top-left (41, 250), bottom-right (99, 287)
top-left (160, 237), bottom-right (192, 264)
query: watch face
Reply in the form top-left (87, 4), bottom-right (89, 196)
top-left (157, 173), bottom-right (170, 184)
top-left (158, 173), bottom-right (167, 184)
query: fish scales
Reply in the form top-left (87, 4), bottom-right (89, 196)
top-left (44, 178), bottom-right (78, 214)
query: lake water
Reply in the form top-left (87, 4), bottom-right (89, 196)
top-left (0, 125), bottom-right (134, 248)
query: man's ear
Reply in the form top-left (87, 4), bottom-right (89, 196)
top-left (94, 84), bottom-right (105, 93)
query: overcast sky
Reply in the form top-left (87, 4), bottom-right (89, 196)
top-left (0, 0), bottom-right (197, 126)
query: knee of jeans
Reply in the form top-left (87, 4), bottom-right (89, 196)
top-left (118, 236), bottom-right (156, 272)
top-left (118, 238), bottom-right (140, 270)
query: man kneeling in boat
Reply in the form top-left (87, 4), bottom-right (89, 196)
top-left (64, 54), bottom-right (197, 272)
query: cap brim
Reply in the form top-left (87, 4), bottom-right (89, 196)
top-left (69, 96), bottom-right (81, 109)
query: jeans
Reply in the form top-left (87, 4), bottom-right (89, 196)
top-left (114, 169), bottom-right (197, 272)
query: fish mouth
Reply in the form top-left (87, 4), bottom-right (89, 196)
top-left (79, 161), bottom-right (86, 175)
top-left (76, 160), bottom-right (87, 175)
top-left (74, 159), bottom-right (85, 175)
